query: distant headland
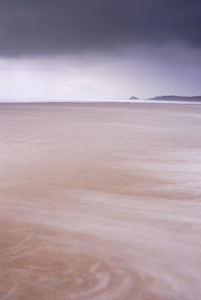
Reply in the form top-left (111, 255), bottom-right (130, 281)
top-left (148, 95), bottom-right (201, 102)
top-left (129, 95), bottom-right (201, 102)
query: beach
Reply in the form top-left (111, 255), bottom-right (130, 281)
top-left (0, 102), bottom-right (201, 300)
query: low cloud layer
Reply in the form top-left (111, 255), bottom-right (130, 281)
top-left (0, 0), bottom-right (201, 57)
top-left (1, 0), bottom-right (201, 100)
top-left (1, 45), bottom-right (201, 101)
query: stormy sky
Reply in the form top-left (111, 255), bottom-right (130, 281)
top-left (0, 0), bottom-right (201, 101)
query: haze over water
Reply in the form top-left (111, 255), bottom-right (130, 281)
top-left (0, 102), bottom-right (201, 300)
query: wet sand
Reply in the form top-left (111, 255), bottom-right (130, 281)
top-left (0, 102), bottom-right (201, 300)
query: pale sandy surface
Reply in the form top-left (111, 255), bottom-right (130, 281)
top-left (0, 102), bottom-right (201, 300)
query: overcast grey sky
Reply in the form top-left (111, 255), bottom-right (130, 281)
top-left (0, 0), bottom-right (201, 101)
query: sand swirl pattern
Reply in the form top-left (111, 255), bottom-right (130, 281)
top-left (69, 260), bottom-right (133, 300)
top-left (1, 233), bottom-right (136, 300)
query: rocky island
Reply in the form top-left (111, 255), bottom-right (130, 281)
top-left (129, 96), bottom-right (139, 100)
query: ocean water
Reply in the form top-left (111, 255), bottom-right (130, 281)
top-left (0, 102), bottom-right (201, 300)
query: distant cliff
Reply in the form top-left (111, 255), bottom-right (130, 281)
top-left (129, 96), bottom-right (139, 100)
top-left (148, 95), bottom-right (201, 102)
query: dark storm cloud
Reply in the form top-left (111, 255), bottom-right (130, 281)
top-left (0, 0), bottom-right (201, 57)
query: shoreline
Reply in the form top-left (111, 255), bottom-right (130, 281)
top-left (1, 98), bottom-right (201, 105)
